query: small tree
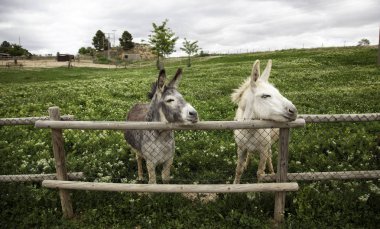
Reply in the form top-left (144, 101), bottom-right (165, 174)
top-left (1, 40), bottom-right (11, 47)
top-left (148, 19), bottom-right (178, 69)
top-left (92, 30), bottom-right (109, 51)
top-left (119, 30), bottom-right (134, 51)
top-left (357, 38), bottom-right (370, 46)
top-left (0, 41), bottom-right (30, 56)
top-left (78, 46), bottom-right (95, 56)
top-left (78, 47), bottom-right (87, 55)
top-left (180, 38), bottom-right (200, 67)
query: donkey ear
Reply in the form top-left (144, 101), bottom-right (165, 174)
top-left (157, 69), bottom-right (166, 91)
top-left (250, 60), bottom-right (260, 86)
top-left (260, 59), bottom-right (272, 82)
top-left (168, 68), bottom-right (183, 88)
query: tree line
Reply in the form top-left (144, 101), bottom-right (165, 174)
top-left (79, 19), bottom-right (200, 68)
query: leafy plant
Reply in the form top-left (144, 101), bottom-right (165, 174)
top-left (180, 38), bottom-right (200, 67)
top-left (148, 19), bottom-right (178, 69)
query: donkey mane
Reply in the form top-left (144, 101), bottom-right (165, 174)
top-left (147, 82), bottom-right (157, 99)
top-left (231, 77), bottom-right (251, 104)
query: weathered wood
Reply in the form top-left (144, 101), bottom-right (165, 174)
top-left (0, 172), bottom-right (84, 182)
top-left (49, 107), bottom-right (74, 219)
top-left (261, 170), bottom-right (380, 182)
top-left (0, 115), bottom-right (74, 126)
top-left (298, 113), bottom-right (380, 123)
top-left (35, 119), bottom-right (306, 130)
top-left (42, 180), bottom-right (299, 193)
top-left (274, 128), bottom-right (290, 225)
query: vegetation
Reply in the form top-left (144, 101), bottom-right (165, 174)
top-left (0, 40), bottom-right (31, 56)
top-left (0, 46), bottom-right (379, 228)
top-left (78, 46), bottom-right (95, 56)
top-left (357, 38), bottom-right (370, 46)
top-left (92, 30), bottom-right (110, 51)
top-left (148, 19), bottom-right (178, 69)
top-left (119, 30), bottom-right (134, 51)
top-left (180, 38), bottom-right (200, 67)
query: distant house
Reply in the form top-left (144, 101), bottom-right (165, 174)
top-left (121, 43), bottom-right (155, 61)
top-left (123, 54), bottom-right (141, 61)
top-left (56, 52), bottom-right (74, 62)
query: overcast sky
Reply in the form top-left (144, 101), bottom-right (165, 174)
top-left (0, 0), bottom-right (379, 56)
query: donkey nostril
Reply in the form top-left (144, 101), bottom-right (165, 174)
top-left (289, 109), bottom-right (294, 114)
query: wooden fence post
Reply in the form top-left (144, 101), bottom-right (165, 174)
top-left (49, 106), bottom-right (74, 218)
top-left (274, 128), bottom-right (290, 226)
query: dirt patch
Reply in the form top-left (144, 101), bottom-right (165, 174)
top-left (1, 59), bottom-right (116, 69)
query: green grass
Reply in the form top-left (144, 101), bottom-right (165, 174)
top-left (0, 46), bottom-right (379, 228)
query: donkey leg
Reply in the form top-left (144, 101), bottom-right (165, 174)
top-left (266, 149), bottom-right (275, 175)
top-left (234, 147), bottom-right (248, 184)
top-left (257, 150), bottom-right (268, 179)
top-left (162, 157), bottom-right (173, 184)
top-left (146, 160), bottom-right (157, 184)
top-left (135, 151), bottom-right (144, 181)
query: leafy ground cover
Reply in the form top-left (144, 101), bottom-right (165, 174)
top-left (0, 46), bottom-right (379, 228)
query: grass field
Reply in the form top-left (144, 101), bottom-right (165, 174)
top-left (0, 46), bottom-right (379, 228)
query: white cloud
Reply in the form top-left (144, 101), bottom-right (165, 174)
top-left (0, 0), bottom-right (379, 55)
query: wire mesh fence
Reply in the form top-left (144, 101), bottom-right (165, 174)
top-left (3, 114), bottom-right (377, 184)
top-left (0, 114), bottom-right (379, 227)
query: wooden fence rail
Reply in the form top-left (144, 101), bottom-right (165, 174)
top-left (34, 119), bottom-right (305, 130)
top-left (42, 180), bottom-right (299, 193)
top-left (261, 170), bottom-right (380, 181)
top-left (0, 172), bottom-right (84, 182)
top-left (0, 115), bottom-right (74, 126)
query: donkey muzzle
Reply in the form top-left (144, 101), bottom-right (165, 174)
top-left (184, 104), bottom-right (198, 123)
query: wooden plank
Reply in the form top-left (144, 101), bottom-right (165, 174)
top-left (0, 172), bottom-right (84, 182)
top-left (0, 115), bottom-right (74, 126)
top-left (42, 180), bottom-right (299, 193)
top-left (49, 107), bottom-right (74, 219)
top-left (274, 128), bottom-right (290, 225)
top-left (35, 119), bottom-right (306, 130)
top-left (261, 170), bottom-right (380, 182)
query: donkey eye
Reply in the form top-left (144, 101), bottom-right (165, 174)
top-left (261, 94), bottom-right (271, 99)
top-left (166, 99), bottom-right (175, 103)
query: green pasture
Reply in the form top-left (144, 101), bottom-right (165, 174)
top-left (0, 46), bottom-right (379, 228)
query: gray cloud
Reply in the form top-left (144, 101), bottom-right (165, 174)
top-left (0, 0), bottom-right (378, 55)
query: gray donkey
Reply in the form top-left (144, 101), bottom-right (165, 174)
top-left (125, 68), bottom-right (198, 184)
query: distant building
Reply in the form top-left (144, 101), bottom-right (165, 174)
top-left (121, 43), bottom-right (155, 61)
top-left (0, 53), bottom-right (11, 58)
top-left (56, 52), bottom-right (74, 62)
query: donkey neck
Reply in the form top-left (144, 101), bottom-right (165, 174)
top-left (239, 89), bottom-right (260, 120)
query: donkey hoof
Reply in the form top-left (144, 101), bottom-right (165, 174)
top-left (257, 172), bottom-right (265, 181)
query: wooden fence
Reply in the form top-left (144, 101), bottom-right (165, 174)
top-left (2, 108), bottom-right (379, 226)
top-left (32, 107), bottom-right (305, 225)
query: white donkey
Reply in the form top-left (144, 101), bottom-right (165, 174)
top-left (231, 60), bottom-right (297, 184)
